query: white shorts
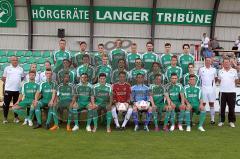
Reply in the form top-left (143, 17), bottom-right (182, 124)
top-left (135, 101), bottom-right (150, 110)
top-left (116, 102), bottom-right (129, 111)
top-left (202, 87), bottom-right (216, 103)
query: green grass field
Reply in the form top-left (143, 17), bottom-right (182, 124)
top-left (0, 111), bottom-right (240, 159)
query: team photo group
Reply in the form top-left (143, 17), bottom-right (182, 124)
top-left (2, 38), bottom-right (239, 133)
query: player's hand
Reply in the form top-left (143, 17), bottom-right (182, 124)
top-left (32, 100), bottom-right (38, 107)
top-left (48, 100), bottom-right (54, 107)
top-left (171, 103), bottom-right (176, 109)
top-left (13, 102), bottom-right (19, 107)
top-left (199, 105), bottom-right (205, 111)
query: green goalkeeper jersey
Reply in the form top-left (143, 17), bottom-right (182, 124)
top-left (57, 69), bottom-right (76, 84)
top-left (75, 82), bottom-right (93, 105)
top-left (76, 64), bottom-right (95, 84)
top-left (183, 73), bottom-right (200, 86)
top-left (57, 83), bottom-right (74, 100)
top-left (142, 52), bottom-right (160, 71)
top-left (93, 83), bottom-right (112, 107)
top-left (184, 85), bottom-right (202, 107)
top-left (160, 53), bottom-right (172, 73)
top-left (165, 83), bottom-right (184, 103)
top-left (39, 80), bottom-right (57, 101)
top-left (21, 81), bottom-right (39, 100)
top-left (178, 53), bottom-right (194, 75)
top-left (109, 48), bottom-right (127, 70)
top-left (96, 64), bottom-right (112, 84)
top-left (126, 52), bottom-right (141, 71)
top-left (149, 84), bottom-right (165, 106)
top-left (165, 66), bottom-right (183, 82)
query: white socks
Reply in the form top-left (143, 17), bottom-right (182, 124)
top-left (210, 107), bottom-right (215, 122)
top-left (112, 107), bottom-right (120, 127)
top-left (122, 107), bottom-right (133, 127)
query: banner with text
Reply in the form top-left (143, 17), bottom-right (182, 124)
top-left (31, 5), bottom-right (213, 26)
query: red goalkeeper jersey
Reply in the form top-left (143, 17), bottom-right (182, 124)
top-left (112, 82), bottom-right (131, 103)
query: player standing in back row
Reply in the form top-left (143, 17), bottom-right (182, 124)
top-left (142, 41), bottom-right (160, 72)
top-left (178, 44), bottom-right (194, 75)
top-left (109, 39), bottom-right (127, 71)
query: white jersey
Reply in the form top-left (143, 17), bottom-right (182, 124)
top-left (3, 65), bottom-right (24, 91)
top-left (24, 73), bottom-right (40, 84)
top-left (218, 68), bottom-right (238, 92)
top-left (39, 71), bottom-right (57, 83)
top-left (201, 37), bottom-right (210, 48)
top-left (198, 66), bottom-right (217, 89)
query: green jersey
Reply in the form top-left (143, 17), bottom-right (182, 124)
top-left (39, 80), bottom-right (57, 101)
top-left (149, 84), bottom-right (165, 106)
top-left (183, 73), bottom-right (200, 86)
top-left (148, 71), bottom-right (165, 85)
top-left (57, 83), bottom-right (74, 100)
top-left (111, 69), bottom-right (128, 84)
top-left (142, 52), bottom-right (160, 71)
top-left (126, 52), bottom-right (141, 71)
top-left (165, 83), bottom-right (184, 104)
top-left (73, 51), bottom-right (90, 67)
top-left (21, 81), bottom-right (39, 100)
top-left (96, 64), bottom-right (112, 84)
top-left (178, 53), bottom-right (194, 75)
top-left (76, 64), bottom-right (95, 83)
top-left (93, 52), bottom-right (104, 67)
top-left (128, 68), bottom-right (147, 85)
top-left (75, 83), bottom-right (93, 106)
top-left (109, 48), bottom-right (127, 70)
top-left (184, 85), bottom-right (202, 107)
top-left (165, 66), bottom-right (183, 82)
top-left (57, 69), bottom-right (76, 84)
top-left (52, 50), bottom-right (71, 72)
top-left (93, 83), bottom-right (112, 107)
top-left (160, 53), bottom-right (172, 73)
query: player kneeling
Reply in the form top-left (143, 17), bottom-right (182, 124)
top-left (184, 75), bottom-right (206, 132)
top-left (12, 71), bottom-right (39, 126)
top-left (112, 71), bottom-right (132, 130)
top-left (67, 73), bottom-right (93, 132)
top-left (132, 74), bottom-right (152, 132)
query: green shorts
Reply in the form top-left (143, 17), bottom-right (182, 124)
top-left (192, 105), bottom-right (200, 115)
top-left (19, 98), bottom-right (34, 109)
top-left (37, 99), bottom-right (50, 108)
top-left (155, 102), bottom-right (166, 109)
top-left (77, 101), bottom-right (90, 110)
top-left (57, 99), bottom-right (72, 109)
top-left (172, 101), bottom-right (182, 111)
